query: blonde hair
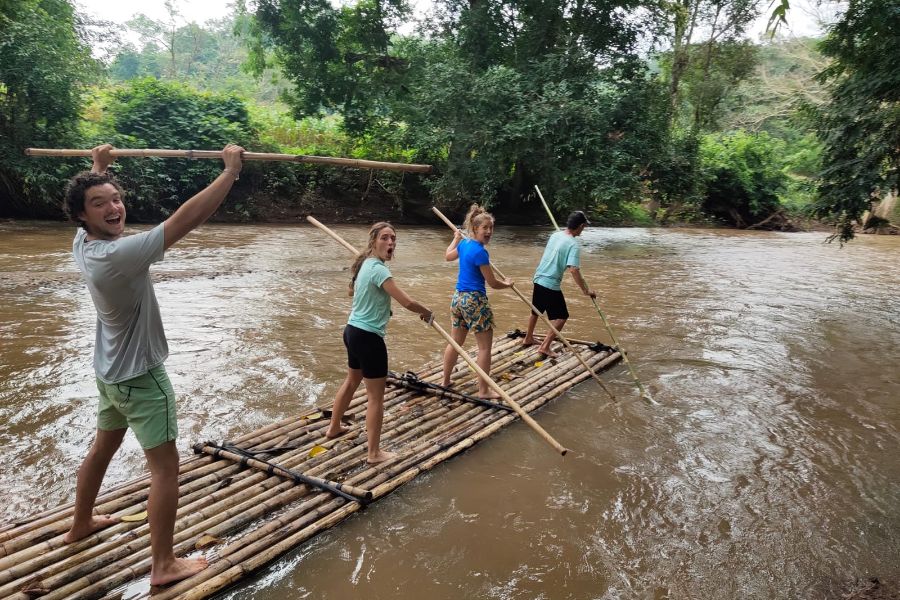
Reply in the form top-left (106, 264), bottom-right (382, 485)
top-left (349, 222), bottom-right (394, 296)
top-left (462, 204), bottom-right (494, 236)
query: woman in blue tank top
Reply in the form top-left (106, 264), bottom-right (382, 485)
top-left (441, 204), bottom-right (513, 398)
top-left (324, 222), bottom-right (433, 464)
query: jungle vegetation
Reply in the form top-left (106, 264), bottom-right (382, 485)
top-left (1, 0), bottom-right (897, 240)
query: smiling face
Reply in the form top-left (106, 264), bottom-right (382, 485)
top-left (78, 183), bottom-right (126, 240)
top-left (373, 227), bottom-right (397, 261)
top-left (472, 219), bottom-right (494, 245)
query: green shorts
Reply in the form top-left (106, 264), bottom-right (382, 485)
top-left (96, 364), bottom-right (177, 450)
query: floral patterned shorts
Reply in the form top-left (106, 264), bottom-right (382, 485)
top-left (450, 290), bottom-right (494, 333)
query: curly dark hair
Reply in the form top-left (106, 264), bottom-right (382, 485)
top-left (63, 171), bottom-right (125, 230)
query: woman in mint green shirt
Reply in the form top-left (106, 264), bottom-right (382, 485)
top-left (325, 222), bottom-right (433, 464)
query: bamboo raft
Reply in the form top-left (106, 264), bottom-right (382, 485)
top-left (1, 333), bottom-right (620, 600)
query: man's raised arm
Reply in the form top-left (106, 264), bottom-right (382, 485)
top-left (163, 144), bottom-right (244, 250)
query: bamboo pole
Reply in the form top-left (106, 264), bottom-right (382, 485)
top-left (25, 148), bottom-right (432, 174)
top-left (194, 444), bottom-right (373, 502)
top-left (431, 205), bottom-right (616, 401)
top-left (304, 214), bottom-right (568, 456)
top-left (534, 185), bottom-right (657, 404)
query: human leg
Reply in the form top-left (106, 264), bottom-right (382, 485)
top-left (441, 325), bottom-right (469, 387)
top-left (64, 427), bottom-right (127, 543)
top-left (474, 328), bottom-right (500, 398)
top-left (328, 325), bottom-right (366, 438)
top-left (362, 377), bottom-right (394, 464)
top-left (522, 285), bottom-right (546, 346)
top-left (326, 368), bottom-right (363, 438)
top-left (522, 312), bottom-right (540, 345)
top-left (538, 318), bottom-right (567, 357)
top-left (144, 440), bottom-right (207, 586)
top-left (535, 286), bottom-right (569, 358)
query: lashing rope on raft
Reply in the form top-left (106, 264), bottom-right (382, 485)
top-left (387, 370), bottom-right (513, 412)
top-left (194, 441), bottom-right (372, 504)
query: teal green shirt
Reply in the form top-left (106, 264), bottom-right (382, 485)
top-left (348, 257), bottom-right (392, 336)
top-left (533, 230), bottom-right (581, 291)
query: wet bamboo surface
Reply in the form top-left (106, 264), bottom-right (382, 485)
top-left (1, 333), bottom-right (620, 600)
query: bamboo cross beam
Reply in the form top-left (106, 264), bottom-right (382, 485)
top-left (534, 185), bottom-right (657, 404)
top-left (431, 206), bottom-right (616, 401)
top-left (304, 215), bottom-right (568, 455)
top-left (194, 443), bottom-right (373, 503)
top-left (25, 148), bottom-right (432, 174)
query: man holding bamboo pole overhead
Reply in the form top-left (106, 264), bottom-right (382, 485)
top-left (522, 210), bottom-right (596, 358)
top-left (61, 143), bottom-right (244, 586)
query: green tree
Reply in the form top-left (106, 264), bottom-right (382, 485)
top-left (721, 37), bottom-right (828, 133)
top-left (699, 130), bottom-right (788, 226)
top-left (0, 0), bottom-right (100, 216)
top-left (813, 0), bottom-right (900, 241)
top-left (92, 78), bottom-right (259, 219)
top-left (681, 40), bottom-right (758, 130)
top-left (107, 10), bottom-right (288, 103)
top-left (653, 0), bottom-right (764, 128)
top-left (252, 0), bottom-right (408, 133)
top-left (250, 0), bottom-right (675, 215)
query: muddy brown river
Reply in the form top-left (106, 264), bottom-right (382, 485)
top-left (0, 221), bottom-right (898, 598)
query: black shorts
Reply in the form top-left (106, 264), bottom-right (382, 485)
top-left (531, 283), bottom-right (569, 321)
top-left (343, 324), bottom-right (389, 379)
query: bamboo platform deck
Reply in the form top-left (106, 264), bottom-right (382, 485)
top-left (1, 333), bottom-right (621, 600)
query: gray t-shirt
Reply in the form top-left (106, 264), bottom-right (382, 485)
top-left (73, 224), bottom-right (167, 383)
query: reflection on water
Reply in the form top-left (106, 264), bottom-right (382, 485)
top-left (1, 221), bottom-right (898, 598)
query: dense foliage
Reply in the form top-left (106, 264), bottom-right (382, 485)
top-left (699, 130), bottom-right (787, 226)
top-left (1, 0), bottom-right (895, 238)
top-left (251, 0), bottom-right (679, 217)
top-left (92, 78), bottom-right (259, 219)
top-left (813, 0), bottom-right (900, 241)
top-left (0, 0), bottom-right (99, 217)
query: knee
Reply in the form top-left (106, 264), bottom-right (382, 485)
top-left (146, 443), bottom-right (180, 477)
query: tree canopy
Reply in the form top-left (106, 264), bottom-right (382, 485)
top-left (0, 0), bottom-right (99, 216)
top-left (1, 0), bottom-right (896, 239)
top-left (813, 0), bottom-right (900, 241)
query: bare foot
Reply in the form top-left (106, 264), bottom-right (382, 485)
top-left (478, 390), bottom-right (502, 400)
top-left (150, 556), bottom-right (208, 587)
top-left (366, 450), bottom-right (396, 465)
top-left (520, 338), bottom-right (536, 346)
top-left (325, 425), bottom-right (350, 439)
top-left (538, 347), bottom-right (559, 359)
top-left (64, 515), bottom-right (119, 543)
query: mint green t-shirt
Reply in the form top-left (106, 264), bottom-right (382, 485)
top-left (347, 257), bottom-right (393, 337)
top-left (532, 230), bottom-right (581, 291)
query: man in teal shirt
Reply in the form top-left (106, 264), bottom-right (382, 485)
top-left (522, 211), bottom-right (596, 357)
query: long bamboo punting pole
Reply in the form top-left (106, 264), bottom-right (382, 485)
top-left (430, 206), bottom-right (616, 401)
top-left (304, 215), bottom-right (568, 456)
top-left (24, 148), bottom-right (432, 174)
top-left (534, 185), bottom-right (657, 404)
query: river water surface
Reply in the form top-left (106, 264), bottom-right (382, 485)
top-left (0, 221), bottom-right (897, 599)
